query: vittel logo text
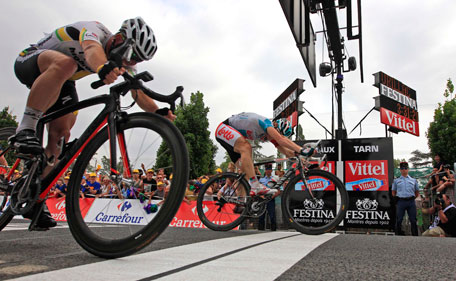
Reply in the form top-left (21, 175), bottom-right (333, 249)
top-left (348, 162), bottom-right (385, 176)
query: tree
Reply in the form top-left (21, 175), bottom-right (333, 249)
top-left (393, 158), bottom-right (406, 169)
top-left (0, 107), bottom-right (19, 165)
top-left (427, 78), bottom-right (456, 165)
top-left (218, 151), bottom-right (232, 172)
top-left (155, 91), bottom-right (217, 179)
top-left (408, 150), bottom-right (432, 168)
top-left (0, 106), bottom-right (18, 129)
top-left (296, 124), bottom-right (305, 141)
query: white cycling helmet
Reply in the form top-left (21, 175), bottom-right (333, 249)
top-left (120, 17), bottom-right (157, 61)
top-left (276, 118), bottom-right (293, 137)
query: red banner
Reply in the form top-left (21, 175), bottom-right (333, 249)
top-left (345, 160), bottom-right (389, 191)
top-left (380, 107), bottom-right (419, 136)
top-left (169, 201), bottom-right (240, 229)
top-left (46, 197), bottom-right (95, 221)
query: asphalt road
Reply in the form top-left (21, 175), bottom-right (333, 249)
top-left (0, 219), bottom-right (455, 280)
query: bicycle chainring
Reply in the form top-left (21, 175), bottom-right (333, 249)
top-left (9, 175), bottom-right (40, 215)
top-left (247, 197), bottom-right (267, 217)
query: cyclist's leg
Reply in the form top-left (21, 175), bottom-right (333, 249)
top-left (43, 81), bottom-right (79, 176)
top-left (234, 138), bottom-right (277, 195)
top-left (12, 50), bottom-right (77, 152)
top-left (21, 50), bottom-right (78, 113)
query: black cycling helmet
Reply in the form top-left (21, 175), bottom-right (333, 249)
top-left (119, 17), bottom-right (157, 61)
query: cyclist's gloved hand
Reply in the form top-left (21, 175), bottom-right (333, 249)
top-left (97, 61), bottom-right (125, 85)
top-left (155, 107), bottom-right (176, 122)
top-left (300, 147), bottom-right (315, 157)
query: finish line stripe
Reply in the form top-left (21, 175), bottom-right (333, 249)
top-left (13, 232), bottom-right (337, 281)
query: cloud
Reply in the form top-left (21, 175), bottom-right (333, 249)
top-left (1, 0), bottom-right (455, 165)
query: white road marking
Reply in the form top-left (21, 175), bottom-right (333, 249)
top-left (11, 231), bottom-right (337, 281)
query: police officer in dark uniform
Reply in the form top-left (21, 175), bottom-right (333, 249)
top-left (392, 161), bottom-right (420, 236)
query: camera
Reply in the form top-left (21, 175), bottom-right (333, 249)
top-left (435, 194), bottom-right (445, 207)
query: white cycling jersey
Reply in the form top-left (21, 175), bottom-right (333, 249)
top-left (227, 112), bottom-right (273, 141)
top-left (23, 21), bottom-right (135, 81)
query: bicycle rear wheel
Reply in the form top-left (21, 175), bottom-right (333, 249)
top-left (66, 113), bottom-right (189, 258)
top-left (281, 169), bottom-right (348, 235)
top-left (196, 172), bottom-right (250, 231)
top-left (0, 127), bottom-right (17, 230)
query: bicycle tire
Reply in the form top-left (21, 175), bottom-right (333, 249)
top-left (196, 172), bottom-right (250, 231)
top-left (0, 127), bottom-right (18, 231)
top-left (281, 169), bottom-right (348, 235)
top-left (66, 113), bottom-right (189, 258)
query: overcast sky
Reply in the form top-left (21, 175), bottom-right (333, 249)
top-left (1, 0), bottom-right (455, 165)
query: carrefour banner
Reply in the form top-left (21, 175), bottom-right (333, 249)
top-left (45, 198), bottom-right (239, 229)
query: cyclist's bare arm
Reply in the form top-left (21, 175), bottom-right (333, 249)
top-left (266, 127), bottom-right (302, 157)
top-left (81, 40), bottom-right (125, 84)
top-left (131, 89), bottom-right (176, 121)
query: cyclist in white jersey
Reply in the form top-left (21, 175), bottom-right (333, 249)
top-left (10, 17), bottom-right (174, 158)
top-left (9, 17), bottom-right (171, 229)
top-left (215, 112), bottom-right (315, 196)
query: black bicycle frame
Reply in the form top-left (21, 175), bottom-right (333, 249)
top-left (34, 88), bottom-right (122, 202)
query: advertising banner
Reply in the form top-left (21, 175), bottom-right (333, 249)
top-left (45, 198), bottom-right (239, 229)
top-left (295, 137), bottom-right (394, 230)
top-left (84, 198), bottom-right (162, 225)
top-left (345, 160), bottom-right (389, 191)
top-left (342, 138), bottom-right (394, 229)
top-left (373, 71), bottom-right (419, 136)
top-left (185, 200), bottom-right (240, 229)
top-left (344, 191), bottom-right (393, 228)
top-left (46, 197), bottom-right (95, 221)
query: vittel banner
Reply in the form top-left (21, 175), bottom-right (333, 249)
top-left (345, 160), bottom-right (388, 191)
top-left (342, 138), bottom-right (394, 229)
top-left (296, 137), bottom-right (394, 230)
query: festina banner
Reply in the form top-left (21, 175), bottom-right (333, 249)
top-left (296, 137), bottom-right (395, 230)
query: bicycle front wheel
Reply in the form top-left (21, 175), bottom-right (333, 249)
top-left (282, 169), bottom-right (348, 235)
top-left (196, 172), bottom-right (250, 231)
top-left (0, 127), bottom-right (17, 231)
top-left (66, 113), bottom-right (189, 258)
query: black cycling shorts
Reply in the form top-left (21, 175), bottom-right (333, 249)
top-left (215, 119), bottom-right (242, 163)
top-left (14, 47), bottom-right (79, 114)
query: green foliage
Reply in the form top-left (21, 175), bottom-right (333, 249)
top-left (296, 124), bottom-right (305, 141)
top-left (427, 78), bottom-right (456, 165)
top-left (393, 158), bottom-right (406, 170)
top-left (0, 107), bottom-right (18, 128)
top-left (155, 91), bottom-right (217, 179)
top-left (218, 151), bottom-right (232, 171)
top-left (0, 107), bottom-right (18, 164)
top-left (408, 150), bottom-right (432, 168)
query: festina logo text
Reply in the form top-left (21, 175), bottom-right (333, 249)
top-left (346, 210), bottom-right (390, 220)
top-left (348, 162), bottom-right (385, 176)
top-left (293, 209), bottom-right (335, 219)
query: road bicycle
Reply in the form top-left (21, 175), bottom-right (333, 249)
top-left (196, 142), bottom-right (348, 234)
top-left (0, 41), bottom-right (189, 258)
